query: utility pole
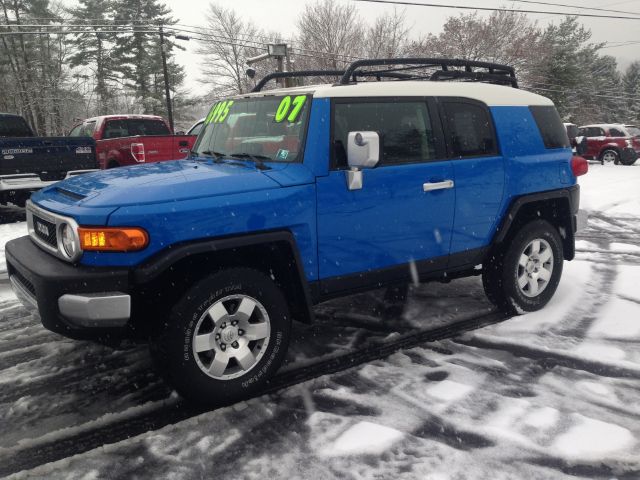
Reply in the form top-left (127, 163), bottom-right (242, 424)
top-left (159, 25), bottom-right (174, 132)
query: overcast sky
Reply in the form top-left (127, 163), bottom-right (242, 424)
top-left (74, 0), bottom-right (640, 93)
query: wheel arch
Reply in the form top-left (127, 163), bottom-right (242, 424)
top-left (599, 145), bottom-right (621, 158)
top-left (492, 187), bottom-right (579, 261)
top-left (133, 231), bottom-right (315, 326)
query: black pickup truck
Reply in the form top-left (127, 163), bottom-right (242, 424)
top-left (1, 113), bottom-right (97, 206)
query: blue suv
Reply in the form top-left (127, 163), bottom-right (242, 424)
top-left (5, 59), bottom-right (587, 404)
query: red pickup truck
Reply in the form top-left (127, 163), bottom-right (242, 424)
top-left (68, 115), bottom-right (197, 169)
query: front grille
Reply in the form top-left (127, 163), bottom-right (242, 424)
top-left (12, 269), bottom-right (36, 297)
top-left (32, 215), bottom-right (57, 248)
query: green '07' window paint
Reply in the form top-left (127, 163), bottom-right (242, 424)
top-left (274, 96), bottom-right (307, 123)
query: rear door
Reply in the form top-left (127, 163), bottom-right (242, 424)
top-left (316, 97), bottom-right (455, 290)
top-left (438, 98), bottom-right (505, 257)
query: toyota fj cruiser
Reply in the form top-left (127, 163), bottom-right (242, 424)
top-left (5, 59), bottom-right (587, 404)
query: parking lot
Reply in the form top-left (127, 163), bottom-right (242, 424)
top-left (0, 163), bottom-right (638, 479)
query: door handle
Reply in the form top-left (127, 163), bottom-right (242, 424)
top-left (423, 180), bottom-right (454, 192)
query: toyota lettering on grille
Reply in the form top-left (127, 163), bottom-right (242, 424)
top-left (36, 222), bottom-right (50, 237)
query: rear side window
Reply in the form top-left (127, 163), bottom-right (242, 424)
top-left (441, 101), bottom-right (497, 158)
top-left (530, 106), bottom-right (570, 149)
top-left (609, 128), bottom-right (626, 138)
top-left (0, 115), bottom-right (33, 137)
top-left (333, 101), bottom-right (438, 168)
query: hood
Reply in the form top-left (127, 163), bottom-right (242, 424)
top-left (35, 159), bottom-right (284, 208)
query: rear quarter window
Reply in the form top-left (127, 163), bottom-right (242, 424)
top-left (440, 100), bottom-right (498, 158)
top-left (0, 115), bottom-right (33, 137)
top-left (530, 106), bottom-right (570, 149)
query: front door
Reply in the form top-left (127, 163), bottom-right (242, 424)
top-left (316, 98), bottom-right (455, 291)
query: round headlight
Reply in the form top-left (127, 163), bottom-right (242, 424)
top-left (60, 223), bottom-right (77, 258)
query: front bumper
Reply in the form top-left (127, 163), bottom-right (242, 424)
top-left (6, 235), bottom-right (131, 339)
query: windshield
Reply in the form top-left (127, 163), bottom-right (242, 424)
top-left (627, 126), bottom-right (640, 137)
top-left (565, 124), bottom-right (578, 139)
top-left (193, 95), bottom-right (311, 163)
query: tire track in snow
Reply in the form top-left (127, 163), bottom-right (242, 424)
top-left (0, 310), bottom-right (508, 477)
top-left (455, 334), bottom-right (640, 380)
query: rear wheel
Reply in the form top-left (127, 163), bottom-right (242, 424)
top-left (619, 152), bottom-right (638, 166)
top-left (107, 160), bottom-right (120, 169)
top-left (483, 220), bottom-right (563, 315)
top-left (150, 267), bottom-right (292, 405)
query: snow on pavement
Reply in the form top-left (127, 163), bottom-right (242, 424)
top-left (0, 164), bottom-right (640, 479)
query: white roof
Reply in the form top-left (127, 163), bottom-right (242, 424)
top-left (243, 81), bottom-right (553, 107)
top-left (579, 123), bottom-right (627, 129)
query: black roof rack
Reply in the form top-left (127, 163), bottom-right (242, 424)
top-left (252, 57), bottom-right (518, 92)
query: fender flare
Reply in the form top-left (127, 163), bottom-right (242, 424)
top-left (492, 186), bottom-right (579, 259)
top-left (132, 230), bottom-right (315, 322)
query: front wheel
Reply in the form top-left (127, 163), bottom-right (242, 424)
top-left (151, 267), bottom-right (292, 405)
top-left (600, 149), bottom-right (619, 165)
top-left (483, 220), bottom-right (563, 315)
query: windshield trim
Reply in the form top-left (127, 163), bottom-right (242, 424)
top-left (192, 94), bottom-right (313, 165)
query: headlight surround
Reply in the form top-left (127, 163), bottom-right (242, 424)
top-left (59, 223), bottom-right (78, 259)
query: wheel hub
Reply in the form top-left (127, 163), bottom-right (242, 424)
top-left (220, 326), bottom-right (239, 344)
top-left (191, 294), bottom-right (271, 381)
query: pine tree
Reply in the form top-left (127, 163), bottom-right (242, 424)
top-left (111, 0), bottom-right (184, 115)
top-left (68, 0), bottom-right (118, 115)
top-left (623, 62), bottom-right (640, 124)
top-left (0, 0), bottom-right (67, 133)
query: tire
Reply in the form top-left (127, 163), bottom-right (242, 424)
top-left (107, 160), bottom-right (119, 169)
top-left (482, 220), bottom-right (563, 315)
top-left (600, 149), bottom-right (619, 165)
top-left (619, 154), bottom-right (638, 166)
top-left (150, 267), bottom-right (292, 405)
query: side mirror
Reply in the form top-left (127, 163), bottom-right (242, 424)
top-left (346, 131), bottom-right (380, 190)
top-left (347, 131), bottom-right (380, 169)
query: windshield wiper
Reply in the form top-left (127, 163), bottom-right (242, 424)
top-left (198, 150), bottom-right (225, 160)
top-left (228, 152), bottom-right (271, 170)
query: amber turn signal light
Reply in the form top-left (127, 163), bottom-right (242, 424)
top-left (78, 227), bottom-right (149, 252)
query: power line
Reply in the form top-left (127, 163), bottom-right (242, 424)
top-left (509, 0), bottom-right (640, 16)
top-left (351, 0), bottom-right (640, 20)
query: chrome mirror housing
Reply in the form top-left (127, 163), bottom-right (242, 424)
top-left (346, 131), bottom-right (380, 190)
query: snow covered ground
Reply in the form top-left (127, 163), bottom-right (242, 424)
top-left (1, 163), bottom-right (639, 479)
